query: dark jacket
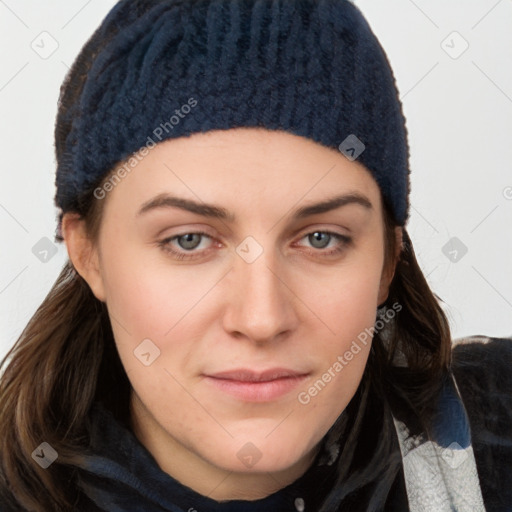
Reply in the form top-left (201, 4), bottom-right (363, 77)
top-left (451, 336), bottom-right (512, 511)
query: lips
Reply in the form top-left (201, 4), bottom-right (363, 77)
top-left (204, 368), bottom-right (310, 402)
top-left (209, 368), bottom-right (307, 382)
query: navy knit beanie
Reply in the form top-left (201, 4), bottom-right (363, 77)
top-left (54, 0), bottom-right (410, 227)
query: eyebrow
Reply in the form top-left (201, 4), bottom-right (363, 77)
top-left (137, 194), bottom-right (235, 221)
top-left (294, 193), bottom-right (372, 218)
top-left (136, 192), bottom-right (373, 221)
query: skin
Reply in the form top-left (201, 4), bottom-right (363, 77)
top-left (63, 127), bottom-right (402, 501)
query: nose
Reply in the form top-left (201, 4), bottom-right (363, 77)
top-left (221, 247), bottom-right (299, 345)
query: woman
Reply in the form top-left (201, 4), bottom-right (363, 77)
top-left (1, 0), bottom-right (510, 510)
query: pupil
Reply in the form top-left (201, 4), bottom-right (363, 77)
top-left (179, 234), bottom-right (201, 250)
top-left (309, 232), bottom-right (330, 249)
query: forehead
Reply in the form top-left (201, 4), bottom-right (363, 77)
top-left (101, 127), bottom-right (382, 218)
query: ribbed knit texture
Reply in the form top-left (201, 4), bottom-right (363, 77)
top-left (55, 0), bottom-right (410, 225)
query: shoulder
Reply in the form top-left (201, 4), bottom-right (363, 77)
top-left (452, 334), bottom-right (512, 385)
top-left (451, 334), bottom-right (512, 405)
top-left (450, 335), bottom-right (512, 511)
top-left (451, 334), bottom-right (512, 440)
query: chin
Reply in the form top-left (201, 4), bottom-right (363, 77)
top-left (203, 433), bottom-right (317, 474)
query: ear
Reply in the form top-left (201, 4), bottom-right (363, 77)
top-left (61, 213), bottom-right (107, 302)
top-left (377, 226), bottom-right (403, 306)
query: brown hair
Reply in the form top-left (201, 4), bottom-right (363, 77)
top-left (0, 186), bottom-right (130, 511)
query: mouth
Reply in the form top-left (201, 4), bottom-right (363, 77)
top-left (203, 368), bottom-right (310, 402)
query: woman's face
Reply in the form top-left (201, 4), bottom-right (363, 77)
top-left (66, 127), bottom-right (399, 499)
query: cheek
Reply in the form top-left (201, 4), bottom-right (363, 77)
top-left (292, 256), bottom-right (382, 415)
top-left (97, 235), bottom-right (229, 386)
top-left (302, 257), bottom-right (383, 340)
top-left (295, 300), bottom-right (375, 438)
top-left (99, 250), bottom-right (218, 424)
top-left (99, 238), bottom-right (219, 336)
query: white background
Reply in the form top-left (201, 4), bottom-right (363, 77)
top-left (1, 0), bottom-right (511, 362)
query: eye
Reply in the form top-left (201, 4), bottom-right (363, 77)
top-left (307, 232), bottom-right (333, 249)
top-left (175, 233), bottom-right (203, 250)
top-left (158, 231), bottom-right (215, 260)
top-left (296, 230), bottom-right (352, 256)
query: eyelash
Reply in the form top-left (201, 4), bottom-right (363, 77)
top-left (158, 231), bottom-right (214, 261)
top-left (158, 230), bottom-right (352, 261)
